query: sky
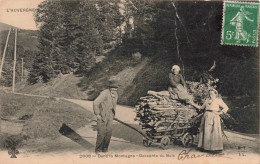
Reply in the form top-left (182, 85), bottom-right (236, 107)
top-left (0, 0), bottom-right (45, 30)
top-left (0, 0), bottom-right (129, 31)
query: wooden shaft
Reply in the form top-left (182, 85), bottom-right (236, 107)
top-left (21, 58), bottom-right (24, 81)
top-left (0, 28), bottom-right (11, 79)
top-left (12, 29), bottom-right (17, 93)
top-left (113, 118), bottom-right (152, 141)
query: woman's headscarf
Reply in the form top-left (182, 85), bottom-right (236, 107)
top-left (208, 88), bottom-right (219, 97)
top-left (171, 65), bottom-right (180, 72)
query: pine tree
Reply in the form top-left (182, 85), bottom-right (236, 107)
top-left (29, 1), bottom-right (59, 83)
top-left (29, 0), bottom-right (124, 82)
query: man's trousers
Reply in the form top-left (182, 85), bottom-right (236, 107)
top-left (95, 118), bottom-right (113, 152)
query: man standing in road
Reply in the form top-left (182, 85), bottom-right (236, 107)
top-left (93, 79), bottom-right (119, 153)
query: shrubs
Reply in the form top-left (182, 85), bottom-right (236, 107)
top-left (1, 135), bottom-right (23, 150)
top-left (186, 77), bottom-right (219, 104)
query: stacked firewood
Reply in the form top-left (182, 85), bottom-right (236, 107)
top-left (135, 91), bottom-right (198, 130)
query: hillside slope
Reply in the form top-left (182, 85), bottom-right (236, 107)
top-left (16, 57), bottom-right (149, 101)
top-left (16, 73), bottom-right (88, 100)
top-left (0, 29), bottom-right (38, 51)
top-left (0, 22), bottom-right (17, 31)
top-left (0, 29), bottom-right (38, 86)
top-left (0, 93), bottom-right (93, 140)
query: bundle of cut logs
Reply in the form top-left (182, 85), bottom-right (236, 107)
top-left (135, 90), bottom-right (237, 132)
top-left (135, 90), bottom-right (199, 130)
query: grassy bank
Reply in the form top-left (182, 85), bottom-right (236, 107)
top-left (0, 93), bottom-right (94, 149)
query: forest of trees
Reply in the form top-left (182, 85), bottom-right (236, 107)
top-left (28, 0), bottom-right (258, 98)
top-left (29, 0), bottom-right (204, 84)
top-left (29, 0), bottom-right (124, 83)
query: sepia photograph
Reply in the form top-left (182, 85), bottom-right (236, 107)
top-left (0, 0), bottom-right (259, 163)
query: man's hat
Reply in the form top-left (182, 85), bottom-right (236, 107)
top-left (108, 79), bottom-right (119, 88)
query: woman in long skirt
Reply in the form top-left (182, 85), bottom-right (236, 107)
top-left (192, 89), bottom-right (229, 153)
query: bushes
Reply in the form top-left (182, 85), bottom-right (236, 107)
top-left (227, 97), bottom-right (259, 134)
top-left (0, 135), bottom-right (24, 150)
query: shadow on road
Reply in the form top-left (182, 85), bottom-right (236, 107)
top-left (90, 122), bottom-right (143, 144)
top-left (112, 123), bottom-right (143, 144)
top-left (59, 123), bottom-right (94, 149)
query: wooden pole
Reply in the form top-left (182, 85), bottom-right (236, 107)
top-left (12, 29), bottom-right (17, 93)
top-left (113, 118), bottom-right (152, 141)
top-left (21, 58), bottom-right (24, 81)
top-left (0, 28), bottom-right (11, 79)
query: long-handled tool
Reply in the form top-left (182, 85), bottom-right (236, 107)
top-left (113, 118), bottom-right (152, 141)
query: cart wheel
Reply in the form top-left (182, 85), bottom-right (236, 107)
top-left (160, 136), bottom-right (171, 150)
top-left (143, 140), bottom-right (152, 147)
top-left (181, 132), bottom-right (194, 148)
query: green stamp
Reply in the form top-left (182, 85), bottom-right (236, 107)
top-left (221, 1), bottom-right (259, 47)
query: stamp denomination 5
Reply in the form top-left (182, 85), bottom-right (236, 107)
top-left (221, 1), bottom-right (259, 47)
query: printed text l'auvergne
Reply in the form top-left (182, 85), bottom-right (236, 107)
top-left (6, 8), bottom-right (35, 12)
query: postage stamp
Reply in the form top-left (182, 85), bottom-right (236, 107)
top-left (221, 1), bottom-right (259, 47)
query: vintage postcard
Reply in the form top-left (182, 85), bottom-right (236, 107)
top-left (0, 0), bottom-right (259, 164)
